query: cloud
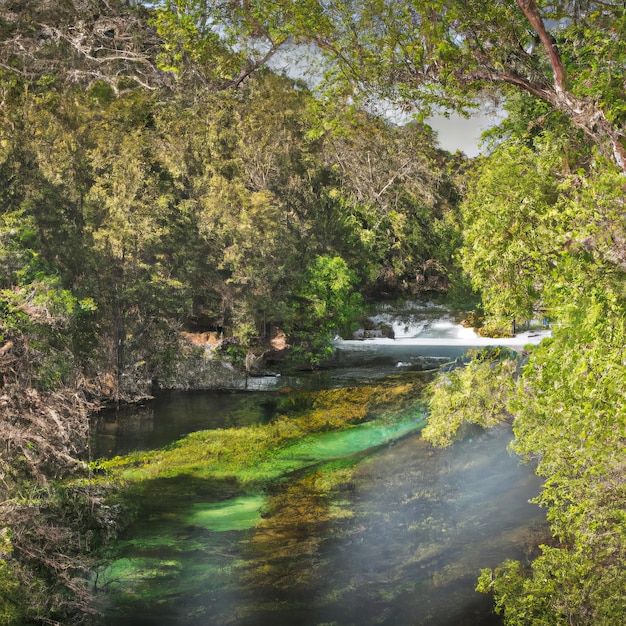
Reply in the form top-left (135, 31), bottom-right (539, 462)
top-left (427, 110), bottom-right (505, 157)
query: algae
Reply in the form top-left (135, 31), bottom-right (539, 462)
top-left (189, 495), bottom-right (267, 532)
top-left (94, 378), bottom-right (428, 615)
top-left (97, 380), bottom-right (426, 486)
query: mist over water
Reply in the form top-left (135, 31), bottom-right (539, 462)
top-left (94, 315), bottom-right (547, 625)
top-left (230, 425), bottom-right (544, 626)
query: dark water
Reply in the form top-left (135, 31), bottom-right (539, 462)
top-left (92, 379), bottom-right (546, 626)
top-left (92, 389), bottom-right (284, 458)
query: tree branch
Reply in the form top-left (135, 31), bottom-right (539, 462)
top-left (515, 0), bottom-right (567, 92)
top-left (230, 37), bottom-right (288, 88)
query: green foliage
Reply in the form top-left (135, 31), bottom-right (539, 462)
top-left (1, 62), bottom-right (460, 383)
top-left (225, 0), bottom-right (626, 170)
top-left (0, 4), bottom-right (462, 621)
top-left (0, 277), bottom-right (97, 389)
top-left (458, 139), bottom-right (626, 622)
top-left (423, 348), bottom-right (519, 447)
top-left (459, 141), bottom-right (568, 321)
top-left (286, 255), bottom-right (363, 363)
top-left (0, 529), bottom-right (27, 626)
top-left (424, 87), bottom-right (626, 620)
top-left (478, 528), bottom-right (626, 625)
top-left (431, 280), bottom-right (626, 622)
top-left (0, 2), bottom-right (623, 624)
top-left (297, 255), bottom-right (363, 330)
top-left (151, 0), bottom-right (234, 75)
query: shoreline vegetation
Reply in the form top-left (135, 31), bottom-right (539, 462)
top-left (1, 0), bottom-right (625, 623)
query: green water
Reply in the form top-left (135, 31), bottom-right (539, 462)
top-left (225, 418), bottom-right (425, 484)
top-left (279, 419), bottom-right (421, 463)
top-left (96, 416), bottom-right (426, 595)
top-left (189, 495), bottom-right (267, 532)
top-left (93, 379), bottom-right (545, 626)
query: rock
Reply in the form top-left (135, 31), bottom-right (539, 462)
top-left (352, 320), bottom-right (395, 339)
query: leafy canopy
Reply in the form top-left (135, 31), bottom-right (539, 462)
top-left (174, 0), bottom-right (626, 168)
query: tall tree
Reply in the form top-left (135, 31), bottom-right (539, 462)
top-left (421, 78), bottom-right (626, 623)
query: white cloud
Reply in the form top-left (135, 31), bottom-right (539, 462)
top-left (426, 110), bottom-right (506, 157)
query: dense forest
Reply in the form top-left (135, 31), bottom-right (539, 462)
top-left (0, 1), bottom-right (625, 624)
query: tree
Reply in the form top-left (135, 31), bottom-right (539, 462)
top-left (415, 35), bottom-right (626, 617)
top-left (475, 254), bottom-right (626, 626)
top-left (425, 129), bottom-right (626, 623)
top-left (286, 254), bottom-right (363, 364)
top-left (459, 140), bottom-right (565, 322)
top-left (196, 0), bottom-right (626, 170)
top-left (0, 0), bottom-right (169, 92)
top-left (316, 107), bottom-right (456, 294)
top-left (423, 348), bottom-right (519, 447)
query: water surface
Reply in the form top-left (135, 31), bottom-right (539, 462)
top-left (96, 407), bottom-right (544, 626)
top-left (95, 317), bottom-right (547, 625)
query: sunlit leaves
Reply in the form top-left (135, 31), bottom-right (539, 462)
top-left (472, 253), bottom-right (626, 624)
top-left (431, 114), bottom-right (626, 622)
top-left (423, 348), bottom-right (518, 447)
top-left (211, 0), bottom-right (626, 169)
top-left (459, 141), bottom-right (570, 322)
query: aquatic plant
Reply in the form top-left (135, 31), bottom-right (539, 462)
top-left (97, 380), bottom-right (426, 488)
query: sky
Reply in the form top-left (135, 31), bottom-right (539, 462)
top-left (426, 110), bottom-right (505, 157)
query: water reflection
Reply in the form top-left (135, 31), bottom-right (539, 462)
top-left (92, 390), bottom-right (283, 457)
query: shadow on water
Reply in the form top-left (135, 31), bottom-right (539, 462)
top-left (91, 390), bottom-right (284, 458)
top-left (91, 370), bottom-right (434, 459)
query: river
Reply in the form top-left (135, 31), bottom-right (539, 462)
top-left (92, 310), bottom-right (548, 625)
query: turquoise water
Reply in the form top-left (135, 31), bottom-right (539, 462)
top-left (94, 383), bottom-right (545, 626)
top-left (174, 421), bottom-right (425, 533)
top-left (279, 419), bottom-right (423, 463)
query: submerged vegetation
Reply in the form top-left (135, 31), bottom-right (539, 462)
top-left (93, 378), bottom-right (428, 621)
top-left (98, 380), bottom-right (427, 486)
top-left (92, 382), bottom-right (542, 626)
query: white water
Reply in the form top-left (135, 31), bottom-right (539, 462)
top-left (204, 309), bottom-right (552, 391)
top-left (332, 311), bottom-right (551, 368)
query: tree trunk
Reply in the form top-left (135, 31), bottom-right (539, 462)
top-left (515, 0), bottom-right (626, 171)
